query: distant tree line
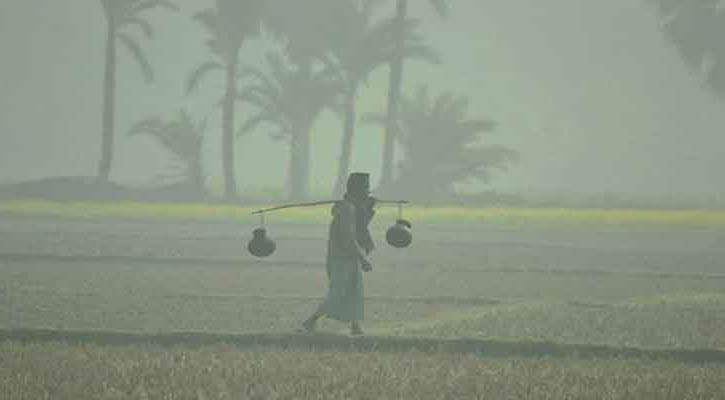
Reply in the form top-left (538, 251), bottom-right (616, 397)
top-left (97, 0), bottom-right (517, 202)
top-left (649, 0), bottom-right (725, 98)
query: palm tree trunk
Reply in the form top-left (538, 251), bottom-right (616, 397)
top-left (221, 61), bottom-right (238, 200)
top-left (97, 18), bottom-right (117, 182)
top-left (190, 156), bottom-right (204, 195)
top-left (289, 124), bottom-right (311, 200)
top-left (333, 86), bottom-right (358, 196)
top-left (380, 0), bottom-right (408, 190)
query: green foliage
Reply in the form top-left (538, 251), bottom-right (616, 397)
top-left (194, 0), bottom-right (265, 65)
top-left (186, 0), bottom-right (267, 96)
top-left (237, 51), bottom-right (344, 199)
top-left (325, 0), bottom-right (440, 89)
top-left (368, 86), bottom-right (517, 199)
top-left (263, 0), bottom-right (339, 64)
top-left (101, 0), bottom-right (178, 82)
top-left (188, 0), bottom-right (267, 199)
top-left (239, 53), bottom-right (343, 140)
top-left (129, 111), bottom-right (206, 190)
top-left (94, 0), bottom-right (515, 198)
top-left (185, 61), bottom-right (224, 95)
top-left (649, 0), bottom-right (725, 96)
top-left (262, 0), bottom-right (439, 91)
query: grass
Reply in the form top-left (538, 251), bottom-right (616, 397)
top-left (3, 199), bottom-right (725, 228)
top-left (1, 343), bottom-right (724, 399)
top-left (3, 259), bottom-right (725, 349)
top-left (379, 294), bottom-right (725, 349)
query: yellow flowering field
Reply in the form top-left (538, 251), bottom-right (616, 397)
top-left (2, 199), bottom-right (724, 228)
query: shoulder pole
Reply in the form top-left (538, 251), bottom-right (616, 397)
top-left (251, 199), bottom-right (409, 215)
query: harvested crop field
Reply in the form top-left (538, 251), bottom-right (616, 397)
top-left (1, 208), bottom-right (724, 398)
top-left (3, 343), bottom-right (725, 400)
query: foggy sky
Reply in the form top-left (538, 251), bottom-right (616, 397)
top-left (1, 0), bottom-right (724, 199)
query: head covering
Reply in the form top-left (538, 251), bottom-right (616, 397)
top-left (346, 172), bottom-right (370, 197)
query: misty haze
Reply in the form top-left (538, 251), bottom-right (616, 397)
top-left (1, 1), bottom-right (724, 399)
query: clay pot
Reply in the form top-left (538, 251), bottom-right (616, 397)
top-left (248, 228), bottom-right (276, 257)
top-left (386, 219), bottom-right (413, 248)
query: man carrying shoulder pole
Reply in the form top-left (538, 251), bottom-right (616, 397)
top-left (300, 172), bottom-right (376, 336)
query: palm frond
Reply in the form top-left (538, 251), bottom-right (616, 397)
top-left (390, 85), bottom-right (513, 196)
top-left (650, 0), bottom-right (725, 95)
top-left (263, 0), bottom-right (338, 63)
top-left (318, 56), bottom-right (347, 86)
top-left (117, 32), bottom-right (154, 83)
top-left (238, 111), bottom-right (288, 137)
top-left (194, 0), bottom-right (264, 64)
top-left (238, 66), bottom-right (282, 98)
top-left (458, 120), bottom-right (497, 135)
top-left (402, 42), bottom-right (441, 65)
top-left (328, 9), bottom-right (437, 86)
top-left (120, 16), bottom-right (154, 39)
top-left (428, 0), bottom-right (449, 17)
top-left (132, 0), bottom-right (179, 14)
top-left (237, 50), bottom-right (344, 144)
top-left (186, 61), bottom-right (223, 94)
top-left (193, 9), bottom-right (220, 38)
top-left (128, 116), bottom-right (165, 136)
top-left (237, 88), bottom-right (279, 112)
top-left (130, 111), bottom-right (204, 177)
top-left (265, 53), bottom-right (292, 85)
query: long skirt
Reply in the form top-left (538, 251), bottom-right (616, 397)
top-left (317, 255), bottom-right (364, 322)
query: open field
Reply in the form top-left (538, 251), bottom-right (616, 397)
top-left (1, 210), bottom-right (724, 398)
top-left (2, 258), bottom-right (725, 348)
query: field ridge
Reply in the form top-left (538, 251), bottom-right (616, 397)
top-left (2, 328), bottom-right (725, 364)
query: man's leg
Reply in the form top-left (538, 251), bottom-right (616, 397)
top-left (302, 311), bottom-right (323, 332)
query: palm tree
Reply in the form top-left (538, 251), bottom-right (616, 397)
top-left (649, 0), bottom-right (725, 96)
top-left (326, 0), bottom-right (440, 196)
top-left (379, 0), bottom-right (448, 191)
top-left (97, 0), bottom-right (178, 183)
top-left (366, 86), bottom-right (517, 200)
top-left (263, 0), bottom-right (339, 64)
top-left (129, 110), bottom-right (206, 192)
top-left (261, 0), bottom-right (348, 199)
top-left (239, 53), bottom-right (342, 200)
top-left (186, 0), bottom-right (266, 200)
